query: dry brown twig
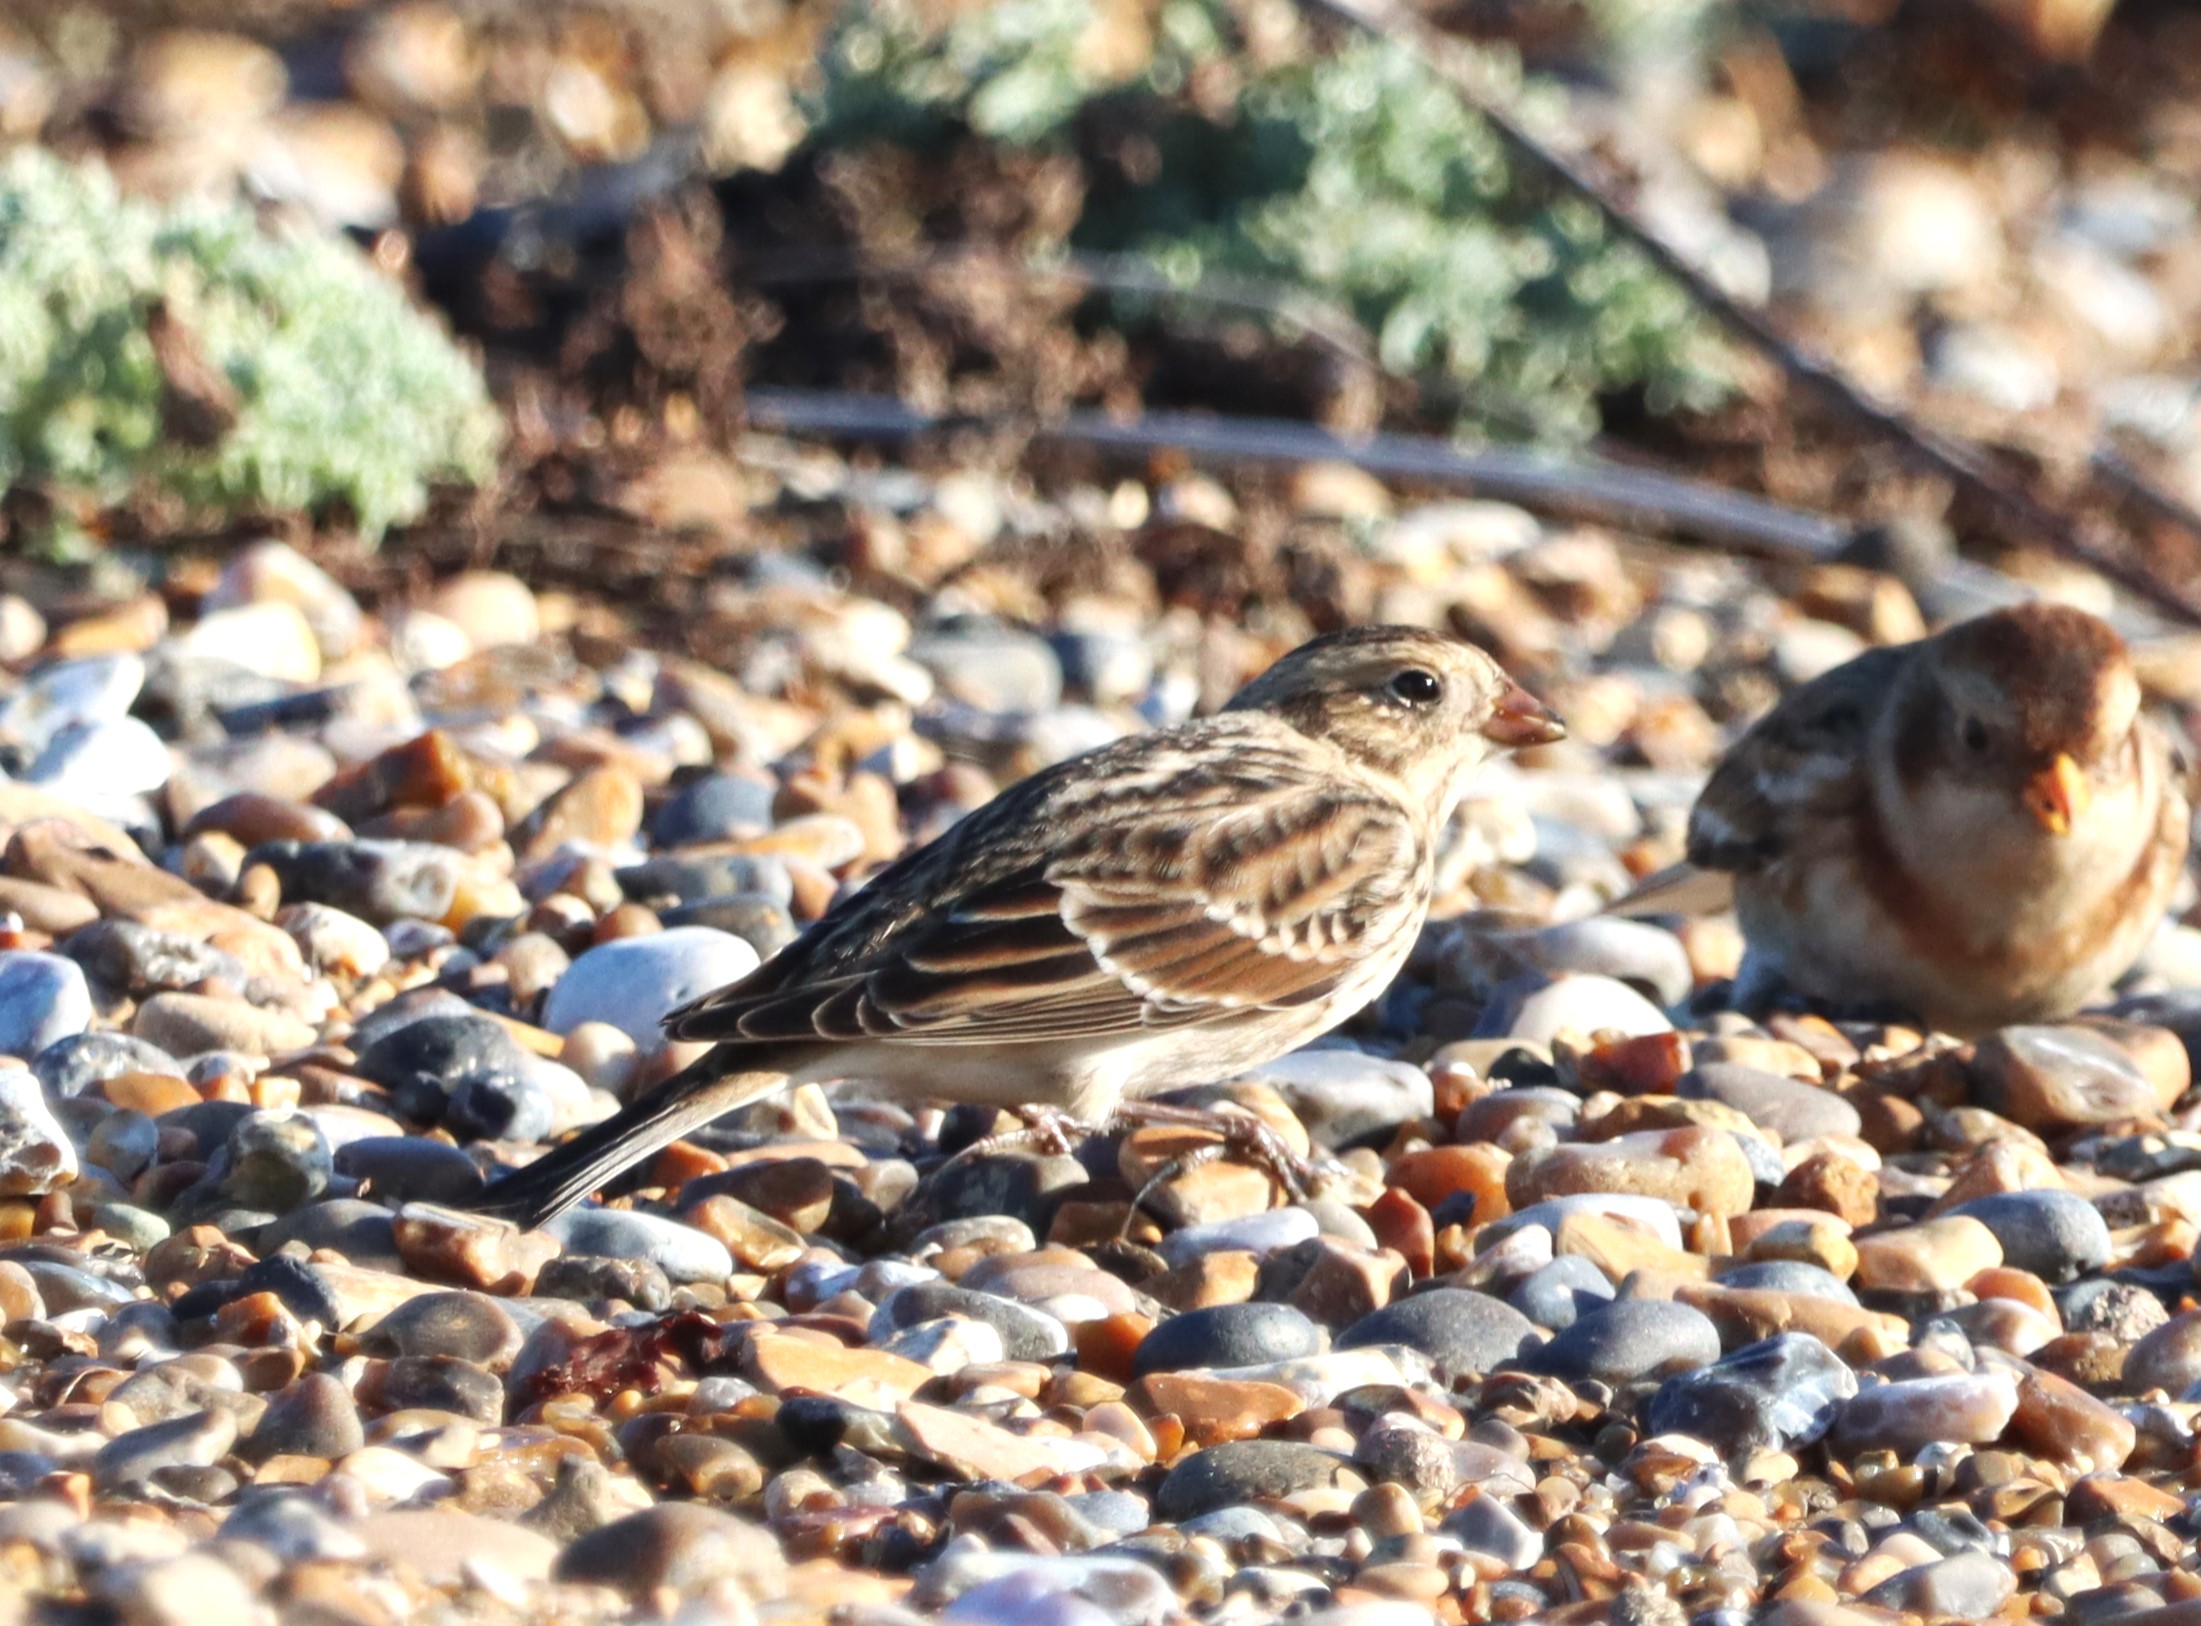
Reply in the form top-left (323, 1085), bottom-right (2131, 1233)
top-left (1300, 0), bottom-right (2201, 627)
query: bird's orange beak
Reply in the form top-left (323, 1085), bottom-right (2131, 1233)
top-left (1482, 680), bottom-right (1566, 748)
top-left (2023, 752), bottom-right (2091, 836)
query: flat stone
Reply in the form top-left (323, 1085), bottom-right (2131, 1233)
top-left (1947, 1190), bottom-right (2110, 1284)
top-left (1645, 1332), bottom-right (1858, 1456)
top-left (355, 1508), bottom-right (558, 1586)
top-left (542, 927), bottom-right (761, 1047)
top-left (359, 1290), bottom-right (521, 1367)
top-left (679, 1193), bottom-right (807, 1273)
top-left (94, 1408), bottom-right (238, 1489)
top-left (1832, 1372), bottom-right (2018, 1456)
top-left (132, 993), bottom-right (317, 1059)
top-left (1443, 1491), bottom-right (1544, 1569)
top-left (1507, 1126), bottom-right (1756, 1218)
top-left (1518, 1298), bottom-right (1720, 1386)
top-left (555, 1504), bottom-right (787, 1602)
top-left (244, 1373), bottom-right (365, 1462)
top-left (1154, 1438), bottom-right (1365, 1521)
top-left (1863, 1549), bottom-right (2016, 1615)
top-left (1131, 1303), bottom-right (1319, 1382)
top-left (2008, 1363), bottom-right (2135, 1471)
top-left (2123, 1309), bottom-right (2201, 1398)
top-left (392, 1204), bottom-right (559, 1294)
top-left (0, 952), bottom-right (92, 1058)
top-left (1336, 1289), bottom-right (1539, 1380)
top-left (1128, 1372), bottom-right (1306, 1445)
top-left (1240, 1050), bottom-right (1435, 1149)
top-left (895, 1399), bottom-right (1113, 1483)
top-left (876, 1282), bottom-right (1070, 1362)
top-left (1777, 1149), bottom-right (1880, 1227)
top-left (1852, 1215), bottom-right (2002, 1293)
top-left (0, 1069), bottom-right (76, 1195)
top-left (545, 1206), bottom-right (732, 1286)
top-left (1509, 1254), bottom-right (1617, 1330)
top-left (1683, 1063), bottom-right (1862, 1142)
top-left (1500, 974), bottom-right (1673, 1044)
top-left (1971, 1026), bottom-right (2178, 1132)
top-left (744, 1327), bottom-right (934, 1407)
top-left (1484, 918), bottom-right (1694, 1008)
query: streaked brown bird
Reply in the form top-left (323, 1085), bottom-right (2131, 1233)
top-left (1628, 601), bottom-right (2189, 1035)
top-left (476, 625), bottom-right (1563, 1227)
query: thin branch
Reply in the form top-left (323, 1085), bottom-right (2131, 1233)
top-left (741, 243), bottom-right (1381, 368)
top-left (742, 385), bottom-right (1852, 558)
top-left (1300, 0), bottom-right (2201, 627)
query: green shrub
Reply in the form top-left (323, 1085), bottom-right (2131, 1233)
top-left (0, 148), bottom-right (502, 542)
top-left (809, 0), bottom-right (1731, 440)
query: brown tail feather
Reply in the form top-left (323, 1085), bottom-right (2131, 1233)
top-left (469, 1048), bottom-right (790, 1229)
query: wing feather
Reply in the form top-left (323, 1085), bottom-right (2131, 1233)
top-left (664, 723), bottom-right (1429, 1050)
top-left (1686, 643), bottom-right (1909, 874)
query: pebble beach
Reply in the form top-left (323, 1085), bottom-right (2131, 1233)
top-left (8, 1), bottom-right (2201, 1623)
top-left (3, 465), bottom-right (2201, 1626)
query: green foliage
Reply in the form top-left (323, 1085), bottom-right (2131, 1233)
top-left (808, 0), bottom-right (1731, 441)
top-left (0, 148), bottom-right (502, 542)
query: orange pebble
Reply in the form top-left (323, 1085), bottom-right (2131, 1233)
top-left (1967, 1266), bottom-right (2058, 1321)
top-left (1363, 1187), bottom-right (1436, 1278)
top-left (1386, 1143), bottom-right (1511, 1222)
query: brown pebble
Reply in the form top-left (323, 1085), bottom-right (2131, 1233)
top-left (1128, 1372), bottom-right (1305, 1445)
top-left (1776, 1149), bottom-right (1880, 1227)
top-left (1508, 1126), bottom-right (1756, 1219)
top-left (392, 1205), bottom-right (559, 1295)
top-left (184, 792), bottom-right (351, 847)
top-left (593, 902), bottom-right (662, 943)
top-left (515, 765), bottom-right (645, 862)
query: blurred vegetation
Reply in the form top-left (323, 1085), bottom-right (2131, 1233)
top-left (808, 0), bottom-right (1733, 440)
top-left (0, 148), bottom-right (502, 547)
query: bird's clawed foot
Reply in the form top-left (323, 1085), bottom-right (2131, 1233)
top-left (1111, 1099), bottom-right (1339, 1210)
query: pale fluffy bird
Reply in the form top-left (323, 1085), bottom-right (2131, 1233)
top-left (477, 625), bottom-right (1563, 1227)
top-left (1657, 601), bottom-right (2189, 1035)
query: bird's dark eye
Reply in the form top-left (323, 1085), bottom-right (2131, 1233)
top-left (1388, 668), bottom-right (1443, 706)
top-left (1961, 716), bottom-right (1990, 753)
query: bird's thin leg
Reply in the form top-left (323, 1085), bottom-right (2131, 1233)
top-left (932, 1103), bottom-right (1109, 1169)
top-left (1122, 1139), bottom-right (1232, 1238)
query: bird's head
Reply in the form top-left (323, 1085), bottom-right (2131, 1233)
top-left (1899, 601), bottom-right (2142, 838)
top-left (1224, 625), bottom-right (1563, 819)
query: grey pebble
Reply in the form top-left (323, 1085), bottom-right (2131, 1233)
top-left (1336, 1288), bottom-right (1540, 1380)
top-left (875, 1281), bottom-right (1069, 1362)
top-left (545, 1206), bottom-right (732, 1285)
top-left (361, 1291), bottom-right (521, 1366)
top-left (32, 1031), bottom-right (181, 1098)
top-left (1716, 1259), bottom-right (1860, 1305)
top-left (259, 1199), bottom-right (402, 1272)
top-left (1516, 1298), bottom-right (1719, 1386)
top-left (333, 1136), bottom-right (486, 1206)
top-left (1509, 1255), bottom-right (1616, 1331)
top-left (1683, 1063), bottom-right (1861, 1143)
top-left (652, 772), bottom-right (776, 847)
top-left (247, 839), bottom-right (460, 924)
top-left (1132, 1303), bottom-right (1324, 1377)
top-left (0, 953), bottom-right (92, 1060)
top-left (221, 1111), bottom-right (333, 1213)
top-left (243, 1373), bottom-right (365, 1462)
top-left (1949, 1190), bottom-right (2112, 1283)
top-left (1155, 1439), bottom-right (1362, 1522)
top-left (94, 1409), bottom-right (237, 1489)
top-left (1646, 1332), bottom-right (1858, 1456)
